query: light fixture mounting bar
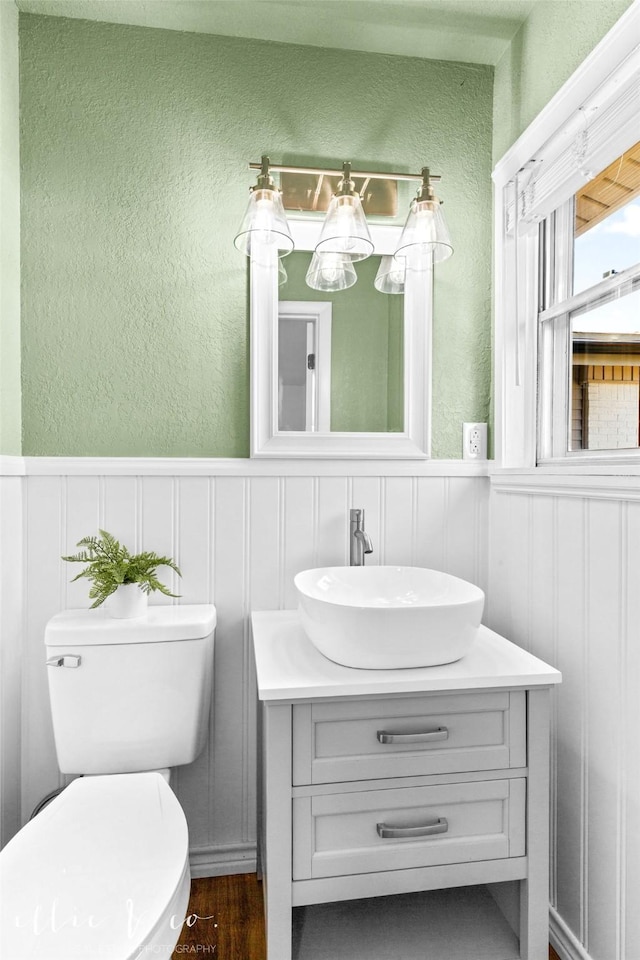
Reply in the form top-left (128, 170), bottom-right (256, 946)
top-left (248, 161), bottom-right (441, 183)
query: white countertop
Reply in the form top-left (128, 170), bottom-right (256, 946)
top-left (251, 611), bottom-right (562, 701)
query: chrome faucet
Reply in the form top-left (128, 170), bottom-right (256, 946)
top-left (350, 508), bottom-right (373, 566)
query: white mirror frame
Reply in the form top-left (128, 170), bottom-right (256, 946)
top-left (250, 219), bottom-right (432, 458)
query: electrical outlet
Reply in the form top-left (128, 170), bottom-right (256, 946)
top-left (462, 422), bottom-right (487, 460)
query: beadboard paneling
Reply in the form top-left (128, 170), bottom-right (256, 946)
top-left (624, 503), bottom-right (640, 960)
top-left (10, 458), bottom-right (637, 960)
top-left (488, 485), bottom-right (639, 960)
top-left (554, 497), bottom-right (587, 944)
top-left (24, 476), bottom-right (67, 812)
top-left (17, 468), bottom-right (489, 874)
top-left (0, 474), bottom-right (23, 846)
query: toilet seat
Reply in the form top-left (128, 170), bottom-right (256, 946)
top-left (0, 772), bottom-right (191, 960)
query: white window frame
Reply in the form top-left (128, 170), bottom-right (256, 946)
top-left (492, 1), bottom-right (640, 471)
top-left (537, 206), bottom-right (640, 462)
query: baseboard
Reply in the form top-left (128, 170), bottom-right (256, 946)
top-left (189, 842), bottom-right (257, 879)
top-left (550, 906), bottom-right (593, 960)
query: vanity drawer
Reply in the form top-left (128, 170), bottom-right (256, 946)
top-left (292, 777), bottom-right (525, 880)
top-left (292, 692), bottom-right (526, 786)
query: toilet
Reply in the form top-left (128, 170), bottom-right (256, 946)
top-left (0, 603), bottom-right (216, 960)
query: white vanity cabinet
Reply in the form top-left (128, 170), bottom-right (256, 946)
top-left (252, 611), bottom-right (561, 960)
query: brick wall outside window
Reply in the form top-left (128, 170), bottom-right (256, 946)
top-left (583, 380), bottom-right (640, 450)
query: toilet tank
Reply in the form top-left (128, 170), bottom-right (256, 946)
top-left (44, 605), bottom-right (216, 775)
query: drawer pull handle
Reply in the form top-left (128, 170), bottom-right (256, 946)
top-left (376, 727), bottom-right (448, 744)
top-left (376, 817), bottom-right (449, 839)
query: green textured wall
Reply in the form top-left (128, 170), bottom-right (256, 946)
top-left (280, 253), bottom-right (403, 433)
top-left (19, 14), bottom-right (493, 457)
top-left (0, 0), bottom-right (21, 455)
top-left (492, 0), bottom-right (633, 163)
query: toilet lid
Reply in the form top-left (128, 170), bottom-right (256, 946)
top-left (0, 772), bottom-right (189, 960)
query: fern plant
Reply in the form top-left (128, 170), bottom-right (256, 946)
top-left (62, 530), bottom-right (181, 608)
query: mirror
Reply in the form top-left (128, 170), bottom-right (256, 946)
top-left (250, 219), bottom-right (432, 458)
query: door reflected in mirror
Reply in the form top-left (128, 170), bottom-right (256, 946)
top-left (278, 253), bottom-right (404, 433)
top-left (278, 301), bottom-right (332, 431)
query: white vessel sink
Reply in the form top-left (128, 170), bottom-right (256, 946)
top-left (294, 566), bottom-right (484, 669)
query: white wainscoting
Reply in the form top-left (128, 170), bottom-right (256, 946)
top-left (6, 458), bottom-right (636, 956)
top-left (13, 461), bottom-right (489, 877)
top-left (0, 465), bottom-right (24, 848)
top-left (488, 478), bottom-right (639, 960)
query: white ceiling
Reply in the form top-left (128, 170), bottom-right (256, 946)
top-left (15, 0), bottom-right (536, 66)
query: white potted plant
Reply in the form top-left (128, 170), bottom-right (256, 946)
top-left (62, 530), bottom-right (181, 619)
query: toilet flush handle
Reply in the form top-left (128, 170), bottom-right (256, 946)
top-left (46, 655), bottom-right (82, 668)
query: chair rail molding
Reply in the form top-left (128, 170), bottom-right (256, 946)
top-left (490, 471), bottom-right (640, 501)
top-left (0, 455), bottom-right (25, 476)
top-left (20, 457), bottom-right (489, 477)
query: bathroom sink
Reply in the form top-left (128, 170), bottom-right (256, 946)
top-left (294, 566), bottom-right (484, 669)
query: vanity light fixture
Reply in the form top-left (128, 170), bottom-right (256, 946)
top-left (374, 255), bottom-right (406, 294)
top-left (314, 161), bottom-right (374, 262)
top-left (305, 251), bottom-right (357, 292)
top-left (237, 159), bottom-right (452, 279)
top-left (394, 167), bottom-right (453, 263)
top-left (234, 155), bottom-right (294, 263)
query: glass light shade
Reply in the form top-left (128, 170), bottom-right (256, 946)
top-left (305, 251), bottom-right (357, 292)
top-left (315, 194), bottom-right (374, 262)
top-left (233, 187), bottom-right (294, 263)
top-left (374, 255), bottom-right (406, 294)
top-left (395, 198), bottom-right (453, 263)
top-left (278, 257), bottom-right (288, 287)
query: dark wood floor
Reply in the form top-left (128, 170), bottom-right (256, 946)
top-left (172, 874), bottom-right (266, 959)
top-left (172, 875), bottom-right (561, 960)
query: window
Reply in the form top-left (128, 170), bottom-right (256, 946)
top-left (492, 3), bottom-right (640, 468)
top-left (538, 142), bottom-right (640, 460)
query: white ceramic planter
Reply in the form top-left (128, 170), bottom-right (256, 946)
top-left (108, 583), bottom-right (148, 619)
